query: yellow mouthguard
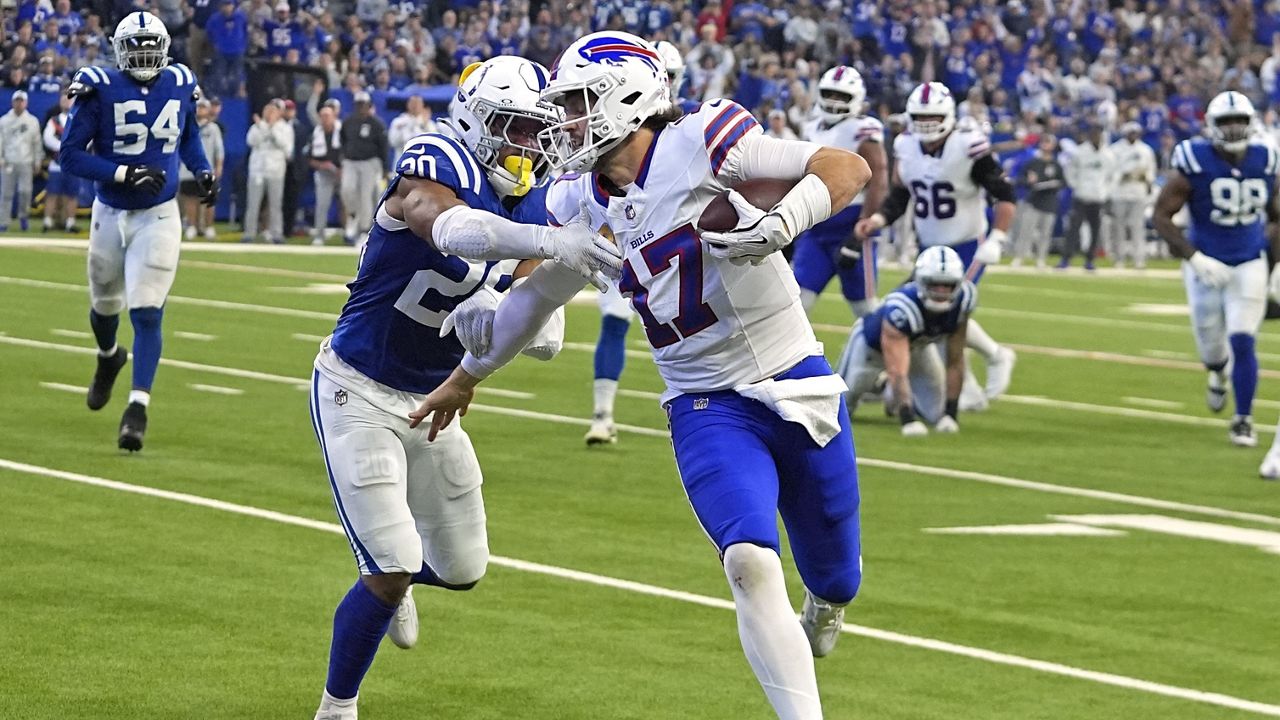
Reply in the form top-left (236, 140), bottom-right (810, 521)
top-left (503, 155), bottom-right (534, 196)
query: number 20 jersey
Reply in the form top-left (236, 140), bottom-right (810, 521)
top-left (1171, 138), bottom-right (1277, 266)
top-left (892, 126), bottom-right (991, 247)
top-left (546, 100), bottom-right (821, 401)
top-left (327, 133), bottom-right (544, 394)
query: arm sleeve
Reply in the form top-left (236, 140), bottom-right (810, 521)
top-left (42, 118), bottom-right (59, 154)
top-left (969, 153), bottom-right (1014, 203)
top-left (459, 261), bottom-right (586, 379)
top-left (59, 97), bottom-right (122, 183)
top-left (880, 183), bottom-right (912, 225)
top-left (179, 105), bottom-right (212, 175)
top-left (723, 130), bottom-right (822, 185)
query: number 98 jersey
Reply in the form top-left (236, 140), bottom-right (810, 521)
top-left (328, 133), bottom-right (541, 394)
top-left (1171, 138), bottom-right (1278, 266)
top-left (64, 65), bottom-right (204, 210)
top-left (892, 125), bottom-right (992, 247)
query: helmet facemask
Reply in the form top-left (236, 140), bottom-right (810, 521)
top-left (1211, 114), bottom-right (1252, 154)
top-left (917, 275), bottom-right (961, 313)
top-left (911, 113), bottom-right (953, 144)
top-left (115, 31), bottom-right (170, 82)
top-left (538, 81), bottom-right (630, 173)
top-left (818, 89), bottom-right (856, 123)
top-left (455, 98), bottom-right (559, 197)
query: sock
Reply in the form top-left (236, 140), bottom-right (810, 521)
top-left (799, 288), bottom-right (819, 311)
top-left (129, 307), bottom-right (164, 393)
top-left (89, 309), bottom-right (119, 354)
top-left (722, 543), bottom-right (822, 720)
top-left (965, 318), bottom-right (1000, 363)
top-left (128, 389), bottom-right (151, 407)
top-left (593, 315), bottom-right (630, 382)
top-left (1229, 333), bottom-right (1258, 417)
top-left (325, 580), bottom-right (397, 700)
top-left (65, 217), bottom-right (76, 230)
top-left (593, 379), bottom-right (619, 420)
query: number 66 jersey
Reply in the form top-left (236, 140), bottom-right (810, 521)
top-left (1171, 137), bottom-right (1278, 265)
top-left (545, 100), bottom-right (822, 401)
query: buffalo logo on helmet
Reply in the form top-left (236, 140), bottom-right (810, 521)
top-left (575, 36), bottom-right (660, 73)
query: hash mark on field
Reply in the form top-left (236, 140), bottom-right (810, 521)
top-left (292, 333), bottom-right (327, 343)
top-left (619, 388), bottom-right (663, 401)
top-left (188, 383), bottom-right (244, 396)
top-left (174, 331), bottom-right (216, 342)
top-left (924, 523), bottom-right (1126, 537)
top-left (50, 328), bottom-right (91, 340)
top-left (1121, 396), bottom-right (1184, 410)
top-left (3, 456), bottom-right (1279, 718)
top-left (39, 381), bottom-right (85, 394)
top-left (6, 333), bottom-right (1279, 526)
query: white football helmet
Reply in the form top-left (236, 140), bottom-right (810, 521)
top-left (906, 82), bottom-right (956, 144)
top-left (446, 56), bottom-right (562, 197)
top-left (817, 65), bottom-right (866, 123)
top-left (539, 32), bottom-right (669, 173)
top-left (656, 40), bottom-right (685, 104)
top-left (914, 246), bottom-right (965, 313)
top-left (1205, 91), bottom-right (1255, 153)
top-left (113, 11), bottom-right (171, 82)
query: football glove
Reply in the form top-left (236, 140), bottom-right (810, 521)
top-left (835, 237), bottom-right (862, 269)
top-left (196, 170), bottom-right (219, 207)
top-left (702, 190), bottom-right (793, 261)
top-left (123, 165), bottom-right (166, 195)
top-left (1188, 251), bottom-right (1231, 288)
top-left (974, 228), bottom-right (1007, 265)
top-left (440, 286), bottom-right (501, 357)
top-left (935, 415), bottom-right (959, 433)
top-left (540, 201), bottom-right (622, 291)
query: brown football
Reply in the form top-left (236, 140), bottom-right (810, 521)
top-left (696, 178), bottom-right (797, 233)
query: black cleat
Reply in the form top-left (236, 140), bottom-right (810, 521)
top-left (87, 348), bottom-right (128, 411)
top-left (118, 402), bottom-right (147, 452)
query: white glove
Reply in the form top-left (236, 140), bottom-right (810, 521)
top-left (935, 415), bottom-right (959, 433)
top-left (701, 190), bottom-right (794, 261)
top-left (1269, 265), bottom-right (1280, 302)
top-left (1188, 251), bottom-right (1231, 288)
top-left (901, 420), bottom-right (929, 437)
top-left (440, 286), bottom-right (501, 356)
top-left (974, 228), bottom-right (1006, 265)
top-left (540, 202), bottom-right (621, 291)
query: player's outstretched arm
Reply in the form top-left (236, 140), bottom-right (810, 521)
top-left (58, 94), bottom-right (122, 184)
top-left (882, 323), bottom-right (927, 437)
top-left (942, 318), bottom-right (968, 425)
top-left (1152, 171), bottom-right (1195, 259)
top-left (855, 165), bottom-right (910, 240)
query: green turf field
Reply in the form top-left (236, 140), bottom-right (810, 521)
top-left (1, 238), bottom-right (1278, 719)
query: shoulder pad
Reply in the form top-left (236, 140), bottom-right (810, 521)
top-left (396, 133), bottom-right (484, 196)
top-left (68, 66), bottom-right (110, 97)
top-left (163, 63), bottom-right (198, 89)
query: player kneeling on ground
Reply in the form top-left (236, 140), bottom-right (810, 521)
top-left (837, 245), bottom-right (974, 436)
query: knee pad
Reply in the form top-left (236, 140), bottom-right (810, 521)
top-left (91, 296), bottom-right (125, 316)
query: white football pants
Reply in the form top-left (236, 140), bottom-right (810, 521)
top-left (87, 198), bottom-right (182, 314)
top-left (310, 343), bottom-right (488, 582)
top-left (1182, 254), bottom-right (1267, 367)
top-left (836, 320), bottom-right (946, 422)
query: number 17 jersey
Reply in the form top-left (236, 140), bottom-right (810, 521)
top-left (545, 100), bottom-right (821, 401)
top-left (1171, 138), bottom-right (1277, 266)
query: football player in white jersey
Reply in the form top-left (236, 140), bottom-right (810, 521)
top-left (793, 65), bottom-right (888, 318)
top-left (854, 81), bottom-right (1017, 408)
top-left (412, 32), bottom-right (871, 720)
top-left (308, 57), bottom-right (618, 720)
top-left (581, 39), bottom-right (691, 447)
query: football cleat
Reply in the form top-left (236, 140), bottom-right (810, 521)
top-left (799, 589), bottom-right (845, 658)
top-left (118, 401), bottom-right (148, 452)
top-left (1259, 445), bottom-right (1280, 480)
top-left (86, 347), bottom-right (128, 410)
top-left (959, 374), bottom-right (989, 412)
top-left (1206, 372), bottom-right (1228, 413)
top-left (1229, 416), bottom-right (1257, 448)
top-left (584, 414), bottom-right (617, 446)
top-left (984, 346), bottom-right (1017, 399)
top-left (314, 692), bottom-right (358, 720)
top-left (386, 587), bottom-right (419, 649)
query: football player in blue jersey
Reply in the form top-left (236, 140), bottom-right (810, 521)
top-left (308, 56), bottom-right (619, 720)
top-left (1153, 91), bottom-right (1280, 448)
top-left (837, 245), bottom-right (975, 436)
top-left (60, 11), bottom-right (216, 452)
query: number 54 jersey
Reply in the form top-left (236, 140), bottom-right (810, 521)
top-left (893, 124), bottom-right (992, 247)
top-left (546, 100), bottom-right (822, 401)
top-left (1171, 137), bottom-right (1278, 265)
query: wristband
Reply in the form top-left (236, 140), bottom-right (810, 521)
top-left (898, 404), bottom-right (917, 425)
top-left (945, 399), bottom-right (959, 419)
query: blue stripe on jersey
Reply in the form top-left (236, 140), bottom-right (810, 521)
top-left (710, 114), bottom-right (760, 175)
top-left (861, 283), bottom-right (970, 351)
top-left (703, 103), bottom-right (742, 145)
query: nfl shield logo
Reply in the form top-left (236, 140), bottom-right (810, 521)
top-left (693, 397), bottom-right (709, 410)
top-left (625, 204), bottom-right (636, 220)
top-left (334, 389), bottom-right (348, 406)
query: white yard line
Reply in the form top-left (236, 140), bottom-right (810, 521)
top-left (619, 388), bottom-right (664, 401)
top-left (562, 340), bottom-right (651, 360)
top-left (291, 333), bottom-right (327, 343)
top-left (0, 276), bottom-right (335, 321)
top-left (179, 258), bottom-right (353, 281)
top-left (1, 456), bottom-right (1277, 717)
top-left (174, 331), bottom-right (217, 342)
top-left (38, 381), bottom-right (85, 394)
top-left (998, 394), bottom-right (1268, 432)
top-left (5, 333), bottom-right (1278, 525)
top-left (188, 383), bottom-right (244, 396)
top-left (1121, 396), bottom-right (1184, 410)
top-left (50, 328), bottom-right (91, 340)
top-left (0, 237), bottom-right (359, 255)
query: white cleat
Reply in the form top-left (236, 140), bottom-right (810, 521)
top-left (584, 415), bottom-right (617, 446)
top-left (799, 589), bottom-right (845, 658)
top-left (1230, 416), bottom-right (1257, 448)
top-left (984, 346), bottom-right (1016, 399)
top-left (386, 587), bottom-right (418, 649)
top-left (314, 692), bottom-right (358, 720)
top-left (1206, 372), bottom-right (1228, 413)
top-left (1259, 446), bottom-right (1280, 480)
top-left (959, 374), bottom-right (989, 412)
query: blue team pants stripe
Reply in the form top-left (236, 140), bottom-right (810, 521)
top-left (310, 370), bottom-right (383, 574)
